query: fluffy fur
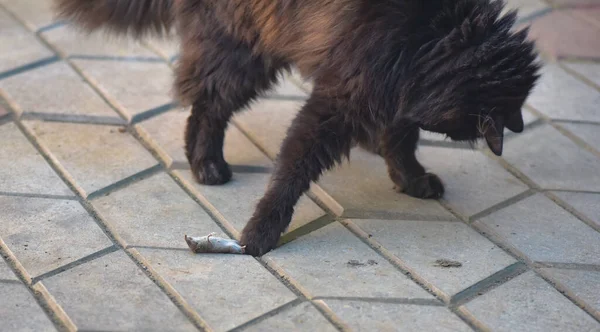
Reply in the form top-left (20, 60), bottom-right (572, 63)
top-left (55, 0), bottom-right (540, 256)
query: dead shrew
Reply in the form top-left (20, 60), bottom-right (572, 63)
top-left (434, 259), bottom-right (462, 268)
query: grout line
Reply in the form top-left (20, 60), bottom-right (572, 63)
top-left (227, 299), bottom-right (305, 332)
top-left (258, 257), bottom-right (350, 331)
top-left (544, 191), bottom-right (600, 234)
top-left (534, 262), bottom-right (600, 272)
top-left (0, 192), bottom-right (77, 200)
top-left (468, 189), bottom-right (536, 222)
top-left (86, 164), bottom-right (163, 200)
top-left (68, 54), bottom-right (164, 63)
top-left (128, 245), bottom-right (190, 252)
top-left (20, 112), bottom-right (127, 126)
top-left (31, 246), bottom-right (120, 284)
top-left (339, 219), bottom-right (489, 331)
top-left (36, 21), bottom-right (66, 34)
top-left (126, 248), bottom-right (213, 331)
top-left (0, 56), bottom-right (60, 81)
top-left (0, 237), bottom-right (76, 332)
top-left (449, 262), bottom-right (529, 307)
top-left (312, 296), bottom-right (445, 306)
top-left (131, 102), bottom-right (177, 124)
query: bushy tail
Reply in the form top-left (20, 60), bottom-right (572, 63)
top-left (54, 0), bottom-right (175, 37)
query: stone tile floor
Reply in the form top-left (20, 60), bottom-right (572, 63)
top-left (0, 0), bottom-right (599, 331)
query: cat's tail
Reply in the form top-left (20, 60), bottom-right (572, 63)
top-left (54, 0), bottom-right (175, 38)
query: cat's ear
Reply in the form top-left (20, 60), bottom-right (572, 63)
top-left (505, 111), bottom-right (524, 133)
top-left (484, 115), bottom-right (504, 156)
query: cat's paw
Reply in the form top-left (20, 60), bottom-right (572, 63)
top-left (402, 173), bottom-right (445, 199)
top-left (240, 218), bottom-right (281, 257)
top-left (192, 159), bottom-right (232, 185)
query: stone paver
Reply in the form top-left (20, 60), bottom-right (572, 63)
top-left (264, 223), bottom-right (433, 299)
top-left (559, 122), bottom-right (600, 151)
top-left (504, 125), bottom-right (600, 191)
top-left (478, 194), bottom-right (600, 264)
top-left (71, 59), bottom-right (173, 120)
top-left (528, 9), bottom-right (600, 59)
top-left (553, 191), bottom-right (600, 229)
top-left (241, 302), bottom-right (336, 332)
top-left (235, 98), bottom-right (303, 159)
top-left (418, 147), bottom-right (528, 218)
top-left (42, 250), bottom-right (196, 331)
top-left (0, 122), bottom-right (72, 196)
top-left (175, 170), bottom-right (326, 235)
top-left (0, 62), bottom-right (120, 118)
top-left (325, 300), bottom-right (471, 332)
top-left (0, 9), bottom-right (54, 75)
top-left (42, 26), bottom-right (156, 58)
top-left (26, 120), bottom-right (158, 196)
top-left (0, 102), bottom-right (8, 118)
top-left (0, 0), bottom-right (55, 31)
top-left (138, 107), bottom-right (272, 168)
top-left (504, 0), bottom-right (550, 19)
top-left (0, 283), bottom-right (56, 332)
top-left (542, 268), bottom-right (600, 314)
top-left (92, 172), bottom-right (221, 249)
top-left (465, 272), bottom-right (599, 332)
top-left (527, 63), bottom-right (600, 122)
top-left (0, 259), bottom-right (17, 280)
top-left (354, 219), bottom-right (517, 297)
top-left (317, 148), bottom-right (456, 220)
top-left (2, 2), bottom-right (600, 331)
top-left (563, 61), bottom-right (600, 87)
top-left (0, 196), bottom-right (112, 278)
top-left (137, 248), bottom-right (296, 331)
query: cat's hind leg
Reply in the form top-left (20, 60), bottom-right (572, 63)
top-left (381, 122), bottom-right (445, 199)
top-left (175, 37), bottom-right (288, 185)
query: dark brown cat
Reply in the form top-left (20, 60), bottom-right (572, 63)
top-left (55, 0), bottom-right (540, 256)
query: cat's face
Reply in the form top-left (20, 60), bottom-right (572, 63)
top-left (418, 93), bottom-right (530, 156)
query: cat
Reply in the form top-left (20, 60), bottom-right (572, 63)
top-left (55, 0), bottom-right (540, 256)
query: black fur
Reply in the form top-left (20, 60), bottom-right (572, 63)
top-left (55, 0), bottom-right (541, 256)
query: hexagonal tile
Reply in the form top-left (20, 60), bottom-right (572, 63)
top-left (465, 272), bottom-right (599, 331)
top-left (241, 302), bottom-right (336, 332)
top-left (558, 122), bottom-right (600, 151)
top-left (504, 125), bottom-right (600, 191)
top-left (317, 148), bottom-right (455, 220)
top-left (0, 9), bottom-right (54, 74)
top-left (417, 147), bottom-right (528, 218)
top-left (42, 250), bottom-right (196, 331)
top-left (527, 63), bottom-right (600, 122)
top-left (0, 122), bottom-right (72, 196)
top-left (478, 194), bottom-right (600, 264)
top-left (71, 59), bottom-right (173, 120)
top-left (175, 170), bottom-right (325, 235)
top-left (92, 172), bottom-right (221, 249)
top-left (0, 62), bottom-right (120, 119)
top-left (0, 196), bottom-right (112, 278)
top-left (27, 120), bottom-right (158, 197)
top-left (137, 107), bottom-right (272, 169)
top-left (0, 0), bottom-right (56, 31)
top-left (0, 259), bottom-right (17, 281)
top-left (542, 268), bottom-right (600, 314)
top-left (325, 300), bottom-right (470, 332)
top-left (553, 191), bottom-right (600, 229)
top-left (264, 223), bottom-right (433, 299)
top-left (354, 219), bottom-right (517, 297)
top-left (0, 283), bottom-right (56, 331)
top-left (563, 61), bottom-right (600, 88)
top-left (137, 248), bottom-right (296, 331)
top-left (42, 26), bottom-right (156, 58)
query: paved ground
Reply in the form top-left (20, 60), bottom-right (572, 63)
top-left (1, 0), bottom-right (599, 331)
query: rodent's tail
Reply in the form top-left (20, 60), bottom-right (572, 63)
top-left (54, 0), bottom-right (175, 37)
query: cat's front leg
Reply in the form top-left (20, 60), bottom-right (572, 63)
top-left (382, 122), bottom-right (445, 199)
top-left (240, 96), bottom-right (352, 256)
